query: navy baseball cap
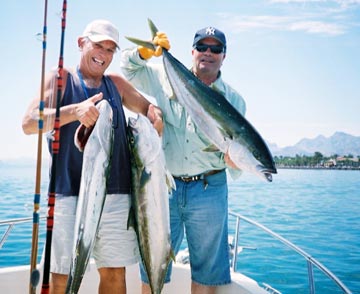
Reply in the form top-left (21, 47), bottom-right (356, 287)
top-left (192, 26), bottom-right (227, 49)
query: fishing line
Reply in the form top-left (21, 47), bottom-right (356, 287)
top-left (41, 1), bottom-right (67, 293)
top-left (44, 73), bottom-right (57, 132)
top-left (29, 1), bottom-right (48, 293)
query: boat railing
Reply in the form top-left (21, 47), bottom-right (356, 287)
top-left (0, 217), bottom-right (47, 250)
top-left (228, 210), bottom-right (352, 294)
top-left (1, 214), bottom-right (353, 294)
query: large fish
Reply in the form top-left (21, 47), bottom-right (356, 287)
top-left (127, 114), bottom-right (175, 294)
top-left (126, 19), bottom-right (277, 182)
top-left (65, 100), bottom-right (114, 294)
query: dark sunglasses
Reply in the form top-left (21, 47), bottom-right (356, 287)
top-left (194, 44), bottom-right (225, 54)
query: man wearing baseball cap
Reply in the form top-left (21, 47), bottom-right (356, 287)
top-left (192, 26), bottom-right (227, 51)
top-left (23, 19), bottom-right (163, 294)
top-left (121, 23), bottom-right (246, 294)
top-left (82, 19), bottom-right (120, 49)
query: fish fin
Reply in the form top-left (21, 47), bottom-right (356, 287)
top-left (170, 248), bottom-right (176, 263)
top-left (202, 144), bottom-right (219, 152)
top-left (125, 18), bottom-right (160, 50)
top-left (165, 169), bottom-right (176, 192)
top-left (125, 36), bottom-right (156, 50)
top-left (147, 18), bottom-right (159, 38)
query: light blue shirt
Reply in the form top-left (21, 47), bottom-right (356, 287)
top-left (120, 48), bottom-right (246, 177)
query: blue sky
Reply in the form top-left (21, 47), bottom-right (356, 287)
top-left (1, 0), bottom-right (359, 159)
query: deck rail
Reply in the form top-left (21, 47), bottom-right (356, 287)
top-left (228, 210), bottom-right (352, 294)
top-left (0, 217), bottom-right (46, 249)
top-left (1, 214), bottom-right (353, 294)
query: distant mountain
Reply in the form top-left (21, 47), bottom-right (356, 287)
top-left (270, 132), bottom-right (360, 157)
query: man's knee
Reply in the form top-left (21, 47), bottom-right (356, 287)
top-left (50, 273), bottom-right (68, 294)
top-left (98, 267), bottom-right (125, 283)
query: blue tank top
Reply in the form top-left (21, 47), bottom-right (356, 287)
top-left (47, 69), bottom-right (131, 195)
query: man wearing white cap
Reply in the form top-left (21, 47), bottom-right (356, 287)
top-left (23, 19), bottom-right (163, 294)
top-left (121, 25), bottom-right (246, 294)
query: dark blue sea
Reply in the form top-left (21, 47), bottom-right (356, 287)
top-left (0, 164), bottom-right (359, 294)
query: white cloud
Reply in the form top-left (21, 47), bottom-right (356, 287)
top-left (218, 0), bottom-right (359, 36)
top-left (221, 14), bottom-right (346, 35)
top-left (270, 0), bottom-right (360, 4)
top-left (231, 15), bottom-right (293, 31)
top-left (269, 0), bottom-right (360, 11)
top-left (270, 0), bottom-right (326, 3)
top-left (289, 20), bottom-right (346, 34)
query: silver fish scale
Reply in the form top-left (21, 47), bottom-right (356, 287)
top-left (162, 50), bottom-right (276, 182)
top-left (128, 114), bottom-right (175, 294)
top-left (66, 100), bottom-right (114, 294)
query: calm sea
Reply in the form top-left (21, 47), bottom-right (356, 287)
top-left (0, 164), bottom-right (359, 293)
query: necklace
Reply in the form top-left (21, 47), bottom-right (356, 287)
top-left (77, 67), bottom-right (91, 99)
top-left (77, 67), bottom-right (103, 97)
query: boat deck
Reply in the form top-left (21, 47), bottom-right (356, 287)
top-left (1, 211), bottom-right (353, 294)
top-left (0, 261), bottom-right (269, 294)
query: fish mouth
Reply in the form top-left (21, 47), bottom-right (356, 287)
top-left (264, 173), bottom-right (273, 182)
top-left (74, 124), bottom-right (95, 152)
top-left (263, 168), bottom-right (278, 182)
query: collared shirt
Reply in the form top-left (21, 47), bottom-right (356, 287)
top-left (120, 48), bottom-right (246, 177)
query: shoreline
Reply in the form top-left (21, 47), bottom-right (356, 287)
top-left (277, 166), bottom-right (359, 171)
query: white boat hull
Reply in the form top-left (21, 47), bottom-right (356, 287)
top-left (0, 260), bottom-right (268, 294)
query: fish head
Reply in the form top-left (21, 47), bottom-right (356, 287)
top-left (127, 114), bottom-right (162, 165)
top-left (257, 166), bottom-right (275, 182)
top-left (74, 100), bottom-right (113, 152)
top-left (228, 141), bottom-right (277, 182)
top-left (251, 146), bottom-right (277, 173)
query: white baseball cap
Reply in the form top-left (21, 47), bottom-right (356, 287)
top-left (82, 19), bottom-right (120, 48)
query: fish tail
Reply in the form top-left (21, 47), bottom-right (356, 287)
top-left (147, 18), bottom-right (158, 38)
top-left (125, 18), bottom-right (161, 50)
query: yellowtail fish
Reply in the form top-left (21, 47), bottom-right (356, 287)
top-left (126, 19), bottom-right (277, 182)
top-left (127, 114), bottom-right (175, 294)
top-left (65, 100), bottom-right (113, 294)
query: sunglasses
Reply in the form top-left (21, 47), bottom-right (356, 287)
top-left (194, 44), bottom-right (225, 54)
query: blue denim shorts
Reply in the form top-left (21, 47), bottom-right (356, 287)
top-left (140, 169), bottom-right (231, 286)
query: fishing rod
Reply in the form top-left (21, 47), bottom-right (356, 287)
top-left (29, 1), bottom-right (48, 293)
top-left (41, 1), bottom-right (67, 293)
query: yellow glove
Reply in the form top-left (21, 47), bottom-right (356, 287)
top-left (137, 32), bottom-right (170, 59)
top-left (153, 32), bottom-right (170, 50)
top-left (138, 46), bottom-right (155, 60)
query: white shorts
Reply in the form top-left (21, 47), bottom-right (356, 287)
top-left (50, 194), bottom-right (139, 274)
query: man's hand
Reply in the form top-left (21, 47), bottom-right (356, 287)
top-left (147, 104), bottom-right (163, 136)
top-left (138, 32), bottom-right (170, 60)
top-left (153, 32), bottom-right (170, 50)
top-left (138, 46), bottom-right (155, 60)
top-left (75, 93), bottom-right (102, 128)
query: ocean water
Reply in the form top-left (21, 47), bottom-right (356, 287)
top-left (0, 165), bottom-right (359, 293)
